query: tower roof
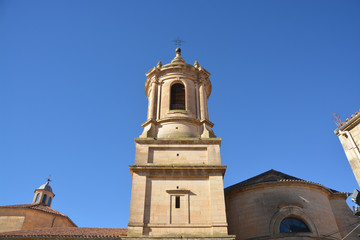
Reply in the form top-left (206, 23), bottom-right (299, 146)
top-left (145, 48), bottom-right (211, 98)
top-left (38, 181), bottom-right (53, 192)
top-left (160, 48), bottom-right (193, 69)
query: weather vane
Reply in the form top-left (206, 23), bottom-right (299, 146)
top-left (172, 37), bottom-right (184, 48)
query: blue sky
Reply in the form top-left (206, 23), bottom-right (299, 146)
top-left (1, 1), bottom-right (359, 228)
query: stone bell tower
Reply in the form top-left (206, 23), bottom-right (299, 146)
top-left (128, 48), bottom-right (231, 238)
top-left (32, 178), bottom-right (55, 207)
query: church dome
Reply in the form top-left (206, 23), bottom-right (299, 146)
top-left (38, 181), bottom-right (53, 192)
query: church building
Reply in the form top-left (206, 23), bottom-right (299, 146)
top-left (0, 179), bottom-right (76, 232)
top-left (0, 49), bottom-right (360, 240)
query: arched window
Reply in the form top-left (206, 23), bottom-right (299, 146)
top-left (48, 197), bottom-right (52, 206)
top-left (42, 194), bottom-right (47, 204)
top-left (35, 193), bottom-right (40, 203)
top-left (170, 83), bottom-right (185, 110)
top-left (280, 217), bottom-right (311, 233)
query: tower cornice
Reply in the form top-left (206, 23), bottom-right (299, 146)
top-left (134, 137), bottom-right (221, 145)
top-left (334, 111), bottom-right (360, 134)
top-left (129, 165), bottom-right (227, 178)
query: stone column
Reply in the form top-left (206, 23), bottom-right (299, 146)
top-left (147, 81), bottom-right (157, 120)
top-left (199, 83), bottom-right (206, 121)
top-left (195, 83), bottom-right (200, 120)
top-left (156, 82), bottom-right (162, 120)
top-left (203, 83), bottom-right (209, 120)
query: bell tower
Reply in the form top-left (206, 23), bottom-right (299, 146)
top-left (32, 178), bottom-right (55, 207)
top-left (139, 48), bottom-right (215, 139)
top-left (128, 49), bottom-right (231, 238)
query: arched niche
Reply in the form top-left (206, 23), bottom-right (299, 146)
top-left (269, 204), bottom-right (319, 238)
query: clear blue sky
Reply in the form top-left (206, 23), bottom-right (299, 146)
top-left (1, 0), bottom-right (359, 228)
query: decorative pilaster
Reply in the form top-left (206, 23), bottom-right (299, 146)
top-left (199, 83), bottom-right (206, 121)
top-left (147, 80), bottom-right (157, 120)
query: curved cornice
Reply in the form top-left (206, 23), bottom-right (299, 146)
top-left (225, 180), bottom-right (349, 198)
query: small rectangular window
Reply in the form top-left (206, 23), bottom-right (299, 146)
top-left (175, 196), bottom-right (180, 208)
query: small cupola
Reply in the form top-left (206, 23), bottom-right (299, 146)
top-left (32, 177), bottom-right (55, 207)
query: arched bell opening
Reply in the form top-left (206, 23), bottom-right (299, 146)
top-left (170, 83), bottom-right (185, 110)
top-left (34, 193), bottom-right (40, 203)
top-left (42, 194), bottom-right (47, 204)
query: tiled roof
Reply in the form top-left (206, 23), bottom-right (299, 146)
top-left (337, 110), bottom-right (360, 128)
top-left (0, 227), bottom-right (127, 238)
top-left (225, 169), bottom-right (345, 195)
top-left (0, 203), bottom-right (68, 217)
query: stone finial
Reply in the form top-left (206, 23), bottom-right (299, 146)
top-left (157, 61), bottom-right (162, 68)
top-left (194, 60), bottom-right (199, 68)
top-left (171, 48), bottom-right (186, 64)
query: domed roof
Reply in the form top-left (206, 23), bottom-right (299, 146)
top-left (38, 181), bottom-right (53, 192)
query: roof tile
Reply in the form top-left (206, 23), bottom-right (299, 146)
top-left (0, 227), bottom-right (127, 238)
top-left (0, 203), bottom-right (68, 217)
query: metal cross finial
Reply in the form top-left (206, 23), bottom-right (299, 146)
top-left (172, 37), bottom-right (184, 48)
top-left (47, 175), bottom-right (52, 183)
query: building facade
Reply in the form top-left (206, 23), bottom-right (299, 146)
top-left (225, 170), bottom-right (360, 240)
top-left (0, 50), bottom-right (360, 240)
top-left (335, 111), bottom-right (360, 187)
